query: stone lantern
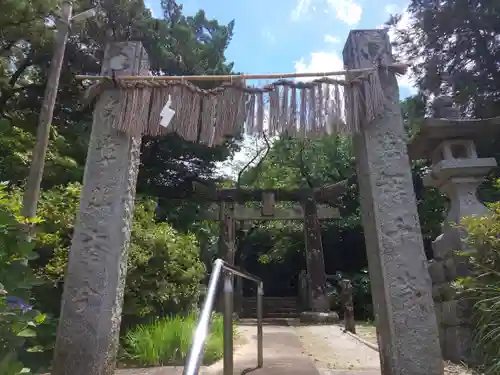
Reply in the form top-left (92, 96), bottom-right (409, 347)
top-left (408, 96), bottom-right (500, 364)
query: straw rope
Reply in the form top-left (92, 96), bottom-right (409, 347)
top-left (80, 63), bottom-right (408, 144)
top-left (75, 63), bottom-right (408, 82)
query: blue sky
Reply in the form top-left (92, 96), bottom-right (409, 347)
top-left (146, 0), bottom-right (417, 98)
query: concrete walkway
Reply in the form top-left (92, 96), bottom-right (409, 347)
top-left (204, 324), bottom-right (321, 375)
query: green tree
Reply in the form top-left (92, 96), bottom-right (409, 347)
top-left (0, 184), bottom-right (49, 375)
top-left (6, 184), bottom-right (205, 328)
top-left (0, 0), bottom-right (244, 369)
top-left (236, 136), bottom-right (363, 281)
top-left (390, 0), bottom-right (500, 118)
top-left (0, 0), bottom-right (240, 197)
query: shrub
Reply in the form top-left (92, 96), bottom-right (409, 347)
top-left (122, 312), bottom-right (224, 367)
top-left (460, 200), bottom-right (500, 374)
top-left (325, 269), bottom-right (372, 320)
top-left (0, 184), bottom-right (205, 370)
top-left (3, 184), bottom-right (205, 328)
top-left (0, 186), bottom-right (48, 374)
top-left (122, 201), bottom-right (205, 326)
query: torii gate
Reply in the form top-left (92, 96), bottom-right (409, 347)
top-left (195, 182), bottom-right (345, 312)
top-left (53, 30), bottom-right (444, 375)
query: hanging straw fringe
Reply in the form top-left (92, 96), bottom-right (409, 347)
top-left (198, 96), bottom-right (216, 146)
top-left (316, 84), bottom-right (324, 137)
top-left (114, 85), bottom-right (152, 136)
top-left (288, 87), bottom-right (297, 136)
top-left (86, 63), bottom-right (406, 146)
top-left (280, 86), bottom-right (289, 135)
top-left (256, 92), bottom-right (264, 135)
top-left (247, 94), bottom-right (256, 135)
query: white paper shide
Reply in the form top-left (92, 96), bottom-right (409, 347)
top-left (160, 95), bottom-right (175, 128)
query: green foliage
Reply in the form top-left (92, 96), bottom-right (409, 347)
top-left (122, 312), bottom-right (224, 367)
top-left (325, 270), bottom-right (372, 319)
top-left (390, 0), bottom-right (500, 118)
top-left (238, 135), bottom-right (360, 261)
top-left (3, 183), bottom-right (205, 327)
top-left (0, 0), bottom-right (242, 370)
top-left (1, 0), bottom-right (240, 199)
top-left (241, 136), bottom-right (355, 191)
top-left (390, 0), bottom-right (500, 205)
top-left (0, 185), bottom-right (48, 375)
top-left (401, 95), bottom-right (448, 246)
top-left (460, 200), bottom-right (500, 374)
top-left (0, 118), bottom-right (82, 189)
top-left (124, 200), bottom-right (205, 323)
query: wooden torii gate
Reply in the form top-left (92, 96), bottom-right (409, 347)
top-left (196, 181), bottom-right (345, 312)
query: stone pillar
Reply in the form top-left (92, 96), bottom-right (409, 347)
top-left (234, 222), bottom-right (247, 317)
top-left (234, 274), bottom-right (243, 317)
top-left (217, 201), bottom-right (235, 312)
top-left (341, 279), bottom-right (355, 333)
top-left (51, 42), bottom-right (149, 375)
top-left (343, 30), bottom-right (443, 375)
top-left (298, 269), bottom-right (309, 311)
top-left (418, 96), bottom-right (498, 363)
top-left (302, 197), bottom-right (329, 312)
top-left (218, 201), bottom-right (236, 264)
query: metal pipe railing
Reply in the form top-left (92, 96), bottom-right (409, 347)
top-left (182, 259), bottom-right (264, 375)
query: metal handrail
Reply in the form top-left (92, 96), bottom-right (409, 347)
top-left (182, 259), bottom-right (264, 375)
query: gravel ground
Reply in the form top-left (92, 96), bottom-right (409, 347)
top-left (294, 325), bottom-right (380, 374)
top-left (350, 323), bottom-right (482, 375)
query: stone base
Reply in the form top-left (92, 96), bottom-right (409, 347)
top-left (442, 325), bottom-right (473, 363)
top-left (299, 311), bottom-right (340, 324)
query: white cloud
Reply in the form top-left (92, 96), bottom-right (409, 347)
top-left (324, 34), bottom-right (340, 43)
top-left (290, 0), bottom-right (362, 25)
top-left (294, 35), bottom-right (416, 97)
top-left (327, 0), bottom-right (362, 25)
top-left (261, 29), bottom-right (276, 44)
top-left (291, 0), bottom-right (313, 21)
top-left (294, 51), bottom-right (344, 82)
top-left (384, 4), bottom-right (399, 14)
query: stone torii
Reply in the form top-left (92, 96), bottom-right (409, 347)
top-left (195, 181), bottom-right (345, 313)
top-left (52, 29), bottom-right (444, 375)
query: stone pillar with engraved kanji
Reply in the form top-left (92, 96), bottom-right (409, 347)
top-left (51, 42), bottom-right (149, 375)
top-left (343, 29), bottom-right (443, 375)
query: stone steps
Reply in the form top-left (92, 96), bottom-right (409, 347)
top-left (241, 297), bottom-right (299, 318)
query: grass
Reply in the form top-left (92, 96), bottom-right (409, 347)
top-left (121, 311), bottom-right (227, 367)
top-left (469, 284), bottom-right (500, 374)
